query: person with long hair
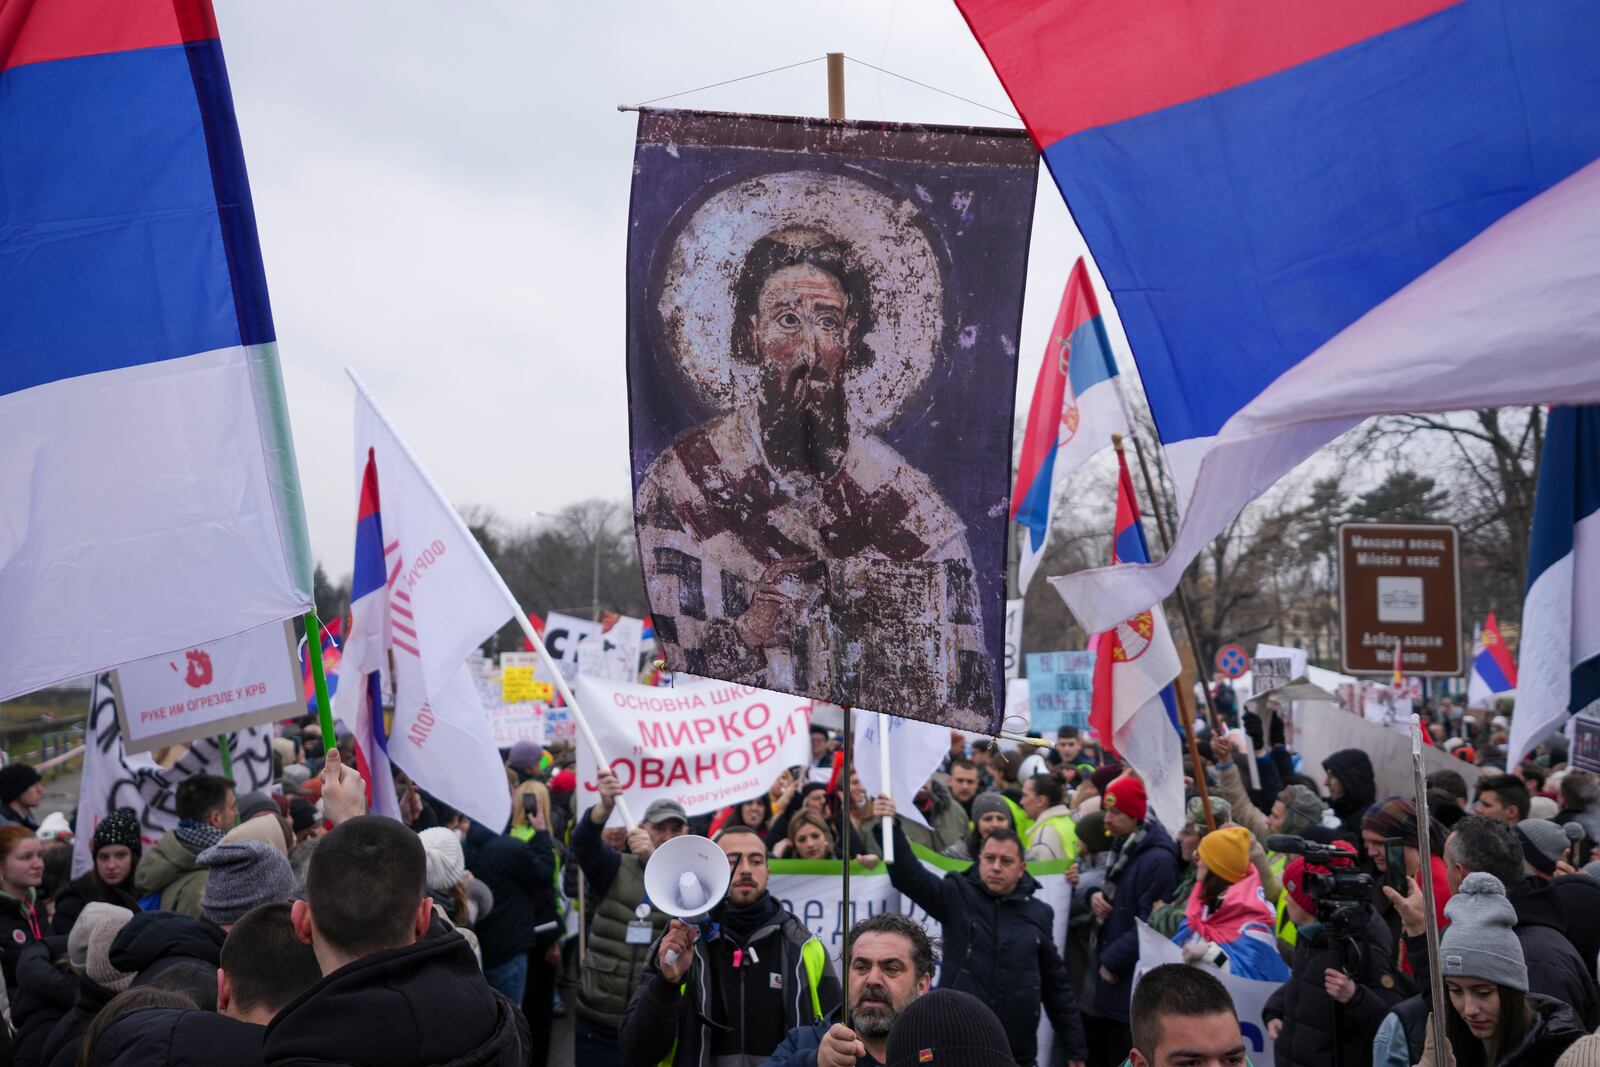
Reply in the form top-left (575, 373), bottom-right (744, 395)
top-left (774, 810), bottom-right (836, 860)
top-left (707, 795), bottom-right (770, 841)
top-left (0, 824), bottom-right (45, 995)
top-left (1414, 872), bottom-right (1585, 1066)
top-left (53, 808), bottom-right (142, 936)
top-left (1171, 827), bottom-right (1290, 982)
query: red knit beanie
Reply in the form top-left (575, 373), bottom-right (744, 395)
top-left (1104, 776), bottom-right (1147, 822)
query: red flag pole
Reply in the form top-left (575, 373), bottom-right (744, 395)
top-left (1113, 434), bottom-right (1217, 833)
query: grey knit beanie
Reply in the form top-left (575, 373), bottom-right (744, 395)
top-left (1515, 819), bottom-right (1584, 874)
top-left (85, 911), bottom-right (136, 992)
top-left (1279, 785), bottom-right (1324, 837)
top-left (1439, 872), bottom-right (1527, 991)
top-left (969, 792), bottom-right (1011, 824)
top-left (198, 839), bottom-right (294, 924)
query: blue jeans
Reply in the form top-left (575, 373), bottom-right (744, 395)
top-left (483, 953), bottom-right (528, 1003)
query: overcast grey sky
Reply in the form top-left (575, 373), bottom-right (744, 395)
top-left (214, 1), bottom-right (1125, 574)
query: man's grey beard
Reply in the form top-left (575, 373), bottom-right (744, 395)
top-left (851, 985), bottom-right (899, 1038)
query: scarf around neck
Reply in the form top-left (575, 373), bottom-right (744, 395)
top-left (176, 819), bottom-right (225, 854)
top-left (1101, 821), bottom-right (1150, 905)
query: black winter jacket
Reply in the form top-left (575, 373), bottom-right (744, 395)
top-left (90, 1007), bottom-right (265, 1067)
top-left (1263, 909), bottom-right (1403, 1067)
top-left (1506, 879), bottom-right (1600, 1027)
top-left (108, 911), bottom-right (225, 984)
top-left (42, 972), bottom-right (118, 1067)
top-left (1322, 749), bottom-right (1377, 836)
top-left (51, 873), bottom-right (140, 938)
top-left (1548, 873), bottom-right (1600, 979)
top-left (0, 889), bottom-right (46, 994)
top-left (1089, 820), bottom-right (1181, 1022)
top-left (887, 821), bottom-right (1086, 1065)
top-left (464, 823), bottom-right (557, 968)
top-left (263, 919), bottom-right (528, 1067)
top-left (11, 941), bottom-right (76, 1067)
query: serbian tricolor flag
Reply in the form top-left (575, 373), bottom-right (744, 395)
top-left (336, 452), bottom-right (401, 820)
top-left (1011, 258), bottom-right (1128, 591)
top-left (1089, 449), bottom-right (1184, 833)
top-left (959, 1), bottom-right (1600, 636)
top-left (1, 2), bottom-right (315, 700)
top-left (1508, 406), bottom-right (1600, 765)
top-left (1468, 613), bottom-right (1519, 709)
top-left (301, 618), bottom-right (342, 714)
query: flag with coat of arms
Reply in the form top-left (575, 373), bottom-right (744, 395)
top-left (1467, 613), bottom-right (1519, 709)
top-left (1089, 446), bottom-right (1184, 834)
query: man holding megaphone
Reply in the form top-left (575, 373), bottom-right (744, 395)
top-left (620, 824), bottom-right (840, 1066)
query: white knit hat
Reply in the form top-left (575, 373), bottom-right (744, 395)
top-left (418, 826), bottom-right (466, 891)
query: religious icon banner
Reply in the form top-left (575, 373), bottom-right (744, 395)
top-left (625, 109), bottom-right (1037, 731)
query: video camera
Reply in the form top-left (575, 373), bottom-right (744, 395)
top-left (1266, 835), bottom-right (1375, 939)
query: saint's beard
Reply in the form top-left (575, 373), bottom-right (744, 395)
top-left (758, 363), bottom-right (848, 479)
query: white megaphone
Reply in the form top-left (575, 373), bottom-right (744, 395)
top-left (643, 834), bottom-right (732, 967)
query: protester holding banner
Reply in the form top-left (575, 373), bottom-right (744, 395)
top-left (620, 825), bottom-right (838, 1066)
top-left (878, 808), bottom-right (1087, 1067)
top-left (572, 770), bottom-right (680, 1067)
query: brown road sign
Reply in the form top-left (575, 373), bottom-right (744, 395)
top-left (1338, 522), bottom-right (1462, 676)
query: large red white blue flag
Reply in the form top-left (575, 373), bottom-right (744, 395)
top-left (1011, 258), bottom-right (1128, 591)
top-left (1508, 407), bottom-right (1600, 765)
top-left (1089, 449), bottom-right (1184, 833)
top-left (335, 378), bottom-right (513, 831)
top-left (959, 1), bottom-right (1600, 632)
top-left (0, 2), bottom-right (314, 700)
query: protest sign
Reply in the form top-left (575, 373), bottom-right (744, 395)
top-left (575, 676), bottom-right (812, 826)
top-left (544, 704), bottom-right (576, 743)
top-left (1005, 678), bottom-right (1031, 729)
top-left (626, 109), bottom-right (1037, 732)
top-left (1027, 650), bottom-right (1095, 732)
top-left (1297, 702), bottom-right (1479, 799)
top-left (501, 652), bottom-right (555, 703)
top-left (588, 615), bottom-right (645, 682)
top-left (770, 845), bottom-right (1072, 1059)
top-left (540, 612), bottom-right (599, 684)
top-left (111, 620), bottom-right (301, 754)
top-left (488, 703), bottom-right (545, 749)
top-left (1133, 920), bottom-right (1277, 1066)
top-left (74, 674), bottom-right (275, 878)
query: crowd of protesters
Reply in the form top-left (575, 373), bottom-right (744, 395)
top-left (1, 688), bottom-right (1599, 1065)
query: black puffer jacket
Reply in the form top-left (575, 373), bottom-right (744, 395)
top-left (89, 1006), bottom-right (265, 1067)
top-left (108, 910), bottom-right (225, 984)
top-left (1322, 749), bottom-right (1376, 835)
top-left (1490, 993), bottom-right (1587, 1065)
top-left (263, 920), bottom-right (528, 1066)
top-left (463, 823), bottom-right (557, 969)
top-left (0, 889), bottom-right (46, 994)
top-left (51, 873), bottom-right (140, 938)
top-left (41, 972), bottom-right (118, 1067)
top-left (1506, 880), bottom-right (1600, 1028)
top-left (1263, 909), bottom-right (1403, 1067)
top-left (11, 941), bottom-right (76, 1067)
top-left (886, 821), bottom-right (1086, 1065)
top-left (1548, 873), bottom-right (1600, 979)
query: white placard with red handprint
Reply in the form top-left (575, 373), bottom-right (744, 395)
top-left (111, 618), bottom-right (302, 753)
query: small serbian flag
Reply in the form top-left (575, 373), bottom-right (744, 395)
top-left (1011, 258), bottom-right (1128, 592)
top-left (1468, 613), bottom-right (1519, 708)
top-left (301, 617), bottom-right (342, 713)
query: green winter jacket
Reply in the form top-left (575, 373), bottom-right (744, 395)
top-left (132, 832), bottom-right (207, 917)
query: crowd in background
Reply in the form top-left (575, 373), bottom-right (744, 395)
top-left (0, 686), bottom-right (1598, 1065)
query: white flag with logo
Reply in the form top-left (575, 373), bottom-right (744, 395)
top-left (345, 378), bottom-right (513, 831)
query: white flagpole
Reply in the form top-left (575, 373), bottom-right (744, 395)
top-left (345, 368), bottom-right (636, 827)
top-left (878, 712), bottom-right (895, 863)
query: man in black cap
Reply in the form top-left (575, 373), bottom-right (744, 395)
top-left (0, 762), bottom-right (44, 830)
top-left (884, 989), bottom-right (1015, 1067)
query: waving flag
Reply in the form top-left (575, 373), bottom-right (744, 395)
top-left (332, 376), bottom-right (514, 831)
top-left (1467, 613), bottom-right (1519, 709)
top-left (1508, 407), bottom-right (1600, 765)
top-left (337, 456), bottom-right (400, 820)
top-left (302, 618), bottom-right (343, 714)
top-left (1, 2), bottom-right (313, 700)
top-left (1011, 258), bottom-right (1129, 591)
top-left (959, 0), bottom-right (1600, 633)
top-left (1089, 448), bottom-right (1184, 832)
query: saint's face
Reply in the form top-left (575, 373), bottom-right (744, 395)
top-left (751, 263), bottom-right (854, 476)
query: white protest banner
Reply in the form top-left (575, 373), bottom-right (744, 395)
top-left (111, 619), bottom-right (301, 754)
top-left (74, 674), bottom-right (276, 878)
top-left (854, 712), bottom-right (949, 830)
top-left (488, 703), bottom-right (546, 749)
top-left (1006, 678), bottom-right (1031, 729)
top-left (1297, 701), bottom-right (1479, 799)
top-left (588, 615), bottom-right (644, 682)
top-left (1133, 921), bottom-right (1277, 1067)
top-left (575, 676), bottom-right (813, 826)
top-left (542, 612), bottom-right (599, 684)
top-left (1005, 598), bottom-right (1026, 682)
